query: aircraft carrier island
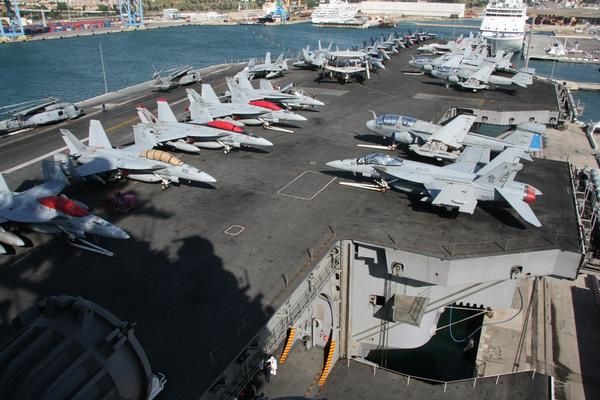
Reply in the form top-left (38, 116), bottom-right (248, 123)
top-left (0, 44), bottom-right (583, 400)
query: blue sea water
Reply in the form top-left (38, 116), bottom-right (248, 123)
top-left (0, 21), bottom-right (476, 108)
top-left (0, 20), bottom-right (598, 120)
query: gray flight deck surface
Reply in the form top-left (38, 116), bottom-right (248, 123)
top-left (0, 47), bottom-right (575, 399)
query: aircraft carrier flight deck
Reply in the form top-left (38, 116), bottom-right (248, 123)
top-left (0, 46), bottom-right (581, 399)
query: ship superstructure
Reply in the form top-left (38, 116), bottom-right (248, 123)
top-left (311, 0), bottom-right (368, 27)
top-left (479, 0), bottom-right (527, 53)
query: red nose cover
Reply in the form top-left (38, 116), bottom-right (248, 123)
top-left (523, 186), bottom-right (536, 205)
top-left (38, 196), bottom-right (89, 217)
top-left (249, 100), bottom-right (282, 111)
top-left (207, 121), bottom-right (244, 133)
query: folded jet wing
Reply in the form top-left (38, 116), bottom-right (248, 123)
top-left (466, 63), bottom-right (495, 84)
top-left (427, 114), bottom-right (477, 149)
top-left (428, 181), bottom-right (477, 214)
top-left (444, 145), bottom-right (490, 173)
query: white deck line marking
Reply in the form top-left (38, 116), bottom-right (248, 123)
top-left (277, 171), bottom-right (337, 201)
top-left (1, 140), bottom-right (84, 175)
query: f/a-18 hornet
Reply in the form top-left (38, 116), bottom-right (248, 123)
top-left (60, 120), bottom-right (216, 189)
top-left (245, 52), bottom-right (288, 79)
top-left (0, 160), bottom-right (129, 256)
top-left (233, 71), bottom-right (325, 109)
top-left (326, 147), bottom-right (543, 227)
top-left (138, 99), bottom-right (272, 153)
top-left (137, 99), bottom-right (272, 153)
top-left (365, 113), bottom-right (543, 161)
top-left (431, 62), bottom-right (533, 91)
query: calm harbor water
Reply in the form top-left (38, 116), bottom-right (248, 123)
top-left (0, 20), bottom-right (598, 120)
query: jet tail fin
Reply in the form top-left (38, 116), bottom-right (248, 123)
top-left (512, 72), bottom-right (533, 88)
top-left (61, 128), bottom-right (88, 156)
top-left (137, 106), bottom-right (157, 124)
top-left (133, 124), bottom-right (158, 151)
top-left (475, 161), bottom-right (522, 188)
top-left (265, 52), bottom-right (272, 65)
top-left (41, 159), bottom-right (69, 186)
top-left (227, 78), bottom-right (251, 104)
top-left (189, 102), bottom-right (214, 124)
top-left (0, 174), bottom-right (10, 194)
top-left (259, 79), bottom-right (275, 91)
top-left (156, 99), bottom-right (178, 123)
top-left (200, 84), bottom-right (221, 104)
top-left (236, 71), bottom-right (255, 91)
top-left (89, 120), bottom-right (112, 149)
top-left (275, 53), bottom-right (283, 65)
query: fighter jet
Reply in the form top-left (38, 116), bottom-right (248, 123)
top-left (245, 52), bottom-right (288, 79)
top-left (364, 113), bottom-right (543, 159)
top-left (0, 160), bottom-right (129, 256)
top-left (294, 41), bottom-right (332, 69)
top-left (152, 65), bottom-right (202, 91)
top-left (232, 71), bottom-right (325, 109)
top-left (137, 99), bottom-right (272, 153)
top-left (431, 63), bottom-right (533, 91)
top-left (60, 120), bottom-right (216, 189)
top-left (187, 86), bottom-right (306, 132)
top-left (0, 97), bottom-right (83, 133)
top-left (326, 147), bottom-right (543, 227)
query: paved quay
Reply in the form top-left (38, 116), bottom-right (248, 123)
top-left (0, 46), bottom-right (581, 399)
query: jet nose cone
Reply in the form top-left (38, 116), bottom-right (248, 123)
top-left (365, 120), bottom-right (377, 132)
top-left (115, 228), bottom-right (131, 240)
top-left (326, 160), bottom-right (345, 170)
top-left (257, 137), bottom-right (274, 147)
top-left (198, 171), bottom-right (217, 183)
top-left (287, 112), bottom-right (307, 122)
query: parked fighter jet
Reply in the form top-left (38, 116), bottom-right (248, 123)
top-left (187, 86), bottom-right (306, 132)
top-left (0, 97), bottom-right (83, 133)
top-left (152, 65), bottom-right (202, 91)
top-left (232, 71), bottom-right (325, 109)
top-left (245, 52), bottom-right (288, 79)
top-left (364, 113), bottom-right (543, 159)
top-left (0, 160), bottom-right (129, 256)
top-left (60, 120), bottom-right (216, 189)
top-left (431, 63), bottom-right (533, 91)
top-left (294, 41), bottom-right (332, 69)
top-left (326, 147), bottom-right (542, 227)
top-left (137, 99), bottom-right (272, 153)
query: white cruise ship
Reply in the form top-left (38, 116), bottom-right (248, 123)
top-left (311, 0), bottom-right (367, 27)
top-left (479, 0), bottom-right (528, 53)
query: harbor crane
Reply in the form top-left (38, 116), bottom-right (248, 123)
top-left (1, 0), bottom-right (25, 41)
top-left (119, 0), bottom-right (143, 28)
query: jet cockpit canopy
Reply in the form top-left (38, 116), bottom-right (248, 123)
top-left (357, 153), bottom-right (403, 166)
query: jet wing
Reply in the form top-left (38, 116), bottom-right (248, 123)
top-left (496, 187), bottom-right (542, 227)
top-left (441, 55), bottom-right (463, 68)
top-left (428, 181), bottom-right (477, 214)
top-left (152, 125), bottom-right (227, 142)
top-left (21, 180), bottom-right (67, 201)
top-left (444, 145), bottom-right (490, 173)
top-left (75, 157), bottom-right (120, 177)
top-left (469, 63), bottom-right (495, 83)
top-left (375, 166), bottom-right (431, 185)
top-left (428, 115), bottom-right (476, 148)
